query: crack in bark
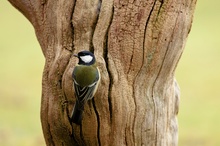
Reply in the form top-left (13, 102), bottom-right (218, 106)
top-left (92, 98), bottom-right (101, 146)
top-left (70, 0), bottom-right (77, 53)
top-left (146, 0), bottom-right (159, 145)
top-left (106, 56), bottom-right (113, 123)
top-left (151, 1), bottom-right (183, 145)
top-left (130, 0), bottom-right (158, 143)
top-left (134, 0), bottom-right (157, 144)
top-left (79, 124), bottom-right (86, 146)
top-left (127, 42), bottom-right (135, 75)
top-left (104, 6), bottom-right (114, 124)
top-left (90, 0), bottom-right (102, 53)
top-left (156, 0), bottom-right (164, 21)
top-left (68, 1), bottom-right (80, 144)
top-left (70, 126), bottom-right (78, 145)
top-left (131, 84), bottom-right (136, 145)
top-left (125, 126), bottom-right (128, 146)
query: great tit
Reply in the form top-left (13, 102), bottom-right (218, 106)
top-left (71, 50), bottom-right (100, 125)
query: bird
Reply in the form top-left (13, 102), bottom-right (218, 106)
top-left (71, 50), bottom-right (100, 125)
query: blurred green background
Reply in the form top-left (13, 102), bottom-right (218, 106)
top-left (0, 1), bottom-right (219, 146)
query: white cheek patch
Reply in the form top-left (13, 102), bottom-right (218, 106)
top-left (80, 55), bottom-right (93, 63)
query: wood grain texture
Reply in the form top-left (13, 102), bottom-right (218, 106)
top-left (8, 0), bottom-right (197, 145)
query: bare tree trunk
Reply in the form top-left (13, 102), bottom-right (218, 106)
top-left (8, 0), bottom-right (197, 145)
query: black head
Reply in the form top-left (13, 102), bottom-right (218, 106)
top-left (74, 51), bottom-right (96, 65)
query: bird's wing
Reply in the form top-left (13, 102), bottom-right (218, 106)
top-left (73, 72), bottom-right (99, 108)
top-left (73, 79), bottom-right (98, 101)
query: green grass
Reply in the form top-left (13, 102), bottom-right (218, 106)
top-left (176, 1), bottom-right (220, 145)
top-left (0, 1), bottom-right (44, 146)
top-left (1, 1), bottom-right (220, 146)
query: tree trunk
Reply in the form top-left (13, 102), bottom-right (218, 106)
top-left (8, 0), bottom-right (197, 145)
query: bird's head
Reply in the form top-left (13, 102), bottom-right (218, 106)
top-left (73, 50), bottom-right (96, 65)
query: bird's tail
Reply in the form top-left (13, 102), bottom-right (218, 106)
top-left (71, 101), bottom-right (84, 125)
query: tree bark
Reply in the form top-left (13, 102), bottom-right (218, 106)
top-left (8, 0), bottom-right (197, 145)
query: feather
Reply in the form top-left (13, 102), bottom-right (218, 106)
top-left (71, 66), bottom-right (100, 125)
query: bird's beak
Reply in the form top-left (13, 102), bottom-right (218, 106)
top-left (72, 54), bottom-right (78, 57)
